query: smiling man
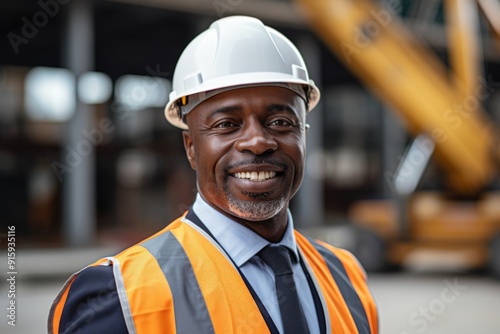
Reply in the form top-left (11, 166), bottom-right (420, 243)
top-left (183, 86), bottom-right (307, 242)
top-left (49, 16), bottom-right (378, 334)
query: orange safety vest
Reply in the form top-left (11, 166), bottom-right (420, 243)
top-left (49, 212), bottom-right (378, 334)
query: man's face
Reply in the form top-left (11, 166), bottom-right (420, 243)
top-left (183, 86), bottom-right (307, 223)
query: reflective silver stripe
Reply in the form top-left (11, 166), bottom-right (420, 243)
top-left (105, 257), bottom-right (137, 334)
top-left (141, 231), bottom-right (215, 334)
top-left (313, 242), bottom-right (372, 334)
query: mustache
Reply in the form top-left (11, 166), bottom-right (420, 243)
top-left (227, 158), bottom-right (288, 171)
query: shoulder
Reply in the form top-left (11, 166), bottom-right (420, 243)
top-left (295, 230), bottom-right (368, 280)
top-left (58, 265), bottom-right (127, 334)
top-left (111, 217), bottom-right (186, 268)
top-left (316, 239), bottom-right (368, 281)
top-left (52, 217), bottom-right (188, 333)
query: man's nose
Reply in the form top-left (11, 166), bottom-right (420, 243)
top-left (234, 121), bottom-right (278, 155)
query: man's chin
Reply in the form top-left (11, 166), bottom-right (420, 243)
top-left (227, 197), bottom-right (286, 222)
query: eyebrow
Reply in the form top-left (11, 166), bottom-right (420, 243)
top-left (209, 105), bottom-right (242, 117)
top-left (207, 103), bottom-right (300, 119)
top-left (266, 104), bottom-right (299, 116)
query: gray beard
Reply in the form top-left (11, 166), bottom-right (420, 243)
top-left (226, 192), bottom-right (287, 221)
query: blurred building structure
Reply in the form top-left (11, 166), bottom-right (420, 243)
top-left (0, 0), bottom-right (499, 250)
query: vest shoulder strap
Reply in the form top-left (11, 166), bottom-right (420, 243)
top-left (134, 216), bottom-right (271, 334)
top-left (295, 232), bottom-right (378, 334)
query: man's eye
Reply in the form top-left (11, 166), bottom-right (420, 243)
top-left (269, 119), bottom-right (292, 127)
top-left (214, 121), bottom-right (236, 128)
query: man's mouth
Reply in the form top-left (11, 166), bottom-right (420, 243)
top-left (233, 171), bottom-right (277, 182)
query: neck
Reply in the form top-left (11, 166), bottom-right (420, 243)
top-left (197, 193), bottom-right (290, 243)
top-left (233, 210), bottom-right (289, 243)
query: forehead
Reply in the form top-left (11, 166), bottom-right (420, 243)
top-left (188, 86), bottom-right (306, 119)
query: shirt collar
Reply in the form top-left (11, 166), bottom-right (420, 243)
top-left (191, 194), bottom-right (299, 267)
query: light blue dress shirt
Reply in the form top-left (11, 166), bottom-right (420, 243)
top-left (192, 194), bottom-right (320, 334)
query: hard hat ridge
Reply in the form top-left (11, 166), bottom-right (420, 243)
top-left (165, 15), bottom-right (321, 129)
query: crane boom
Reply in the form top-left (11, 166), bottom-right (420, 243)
top-left (297, 0), bottom-right (498, 193)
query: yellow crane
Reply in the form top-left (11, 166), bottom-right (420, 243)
top-left (298, 0), bottom-right (500, 275)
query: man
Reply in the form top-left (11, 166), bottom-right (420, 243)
top-left (49, 16), bottom-right (378, 334)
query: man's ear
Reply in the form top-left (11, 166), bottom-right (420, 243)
top-left (182, 130), bottom-right (196, 170)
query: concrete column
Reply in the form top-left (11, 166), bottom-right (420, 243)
top-left (295, 35), bottom-right (324, 227)
top-left (382, 107), bottom-right (406, 194)
top-left (382, 106), bottom-right (408, 237)
top-left (62, 0), bottom-right (96, 247)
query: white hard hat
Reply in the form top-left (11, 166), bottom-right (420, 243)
top-left (165, 16), bottom-right (320, 129)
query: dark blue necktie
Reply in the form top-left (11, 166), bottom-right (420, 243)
top-left (258, 245), bottom-right (310, 334)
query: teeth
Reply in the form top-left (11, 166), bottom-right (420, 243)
top-left (234, 171), bottom-right (276, 181)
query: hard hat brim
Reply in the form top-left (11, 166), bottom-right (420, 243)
top-left (165, 74), bottom-right (320, 130)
